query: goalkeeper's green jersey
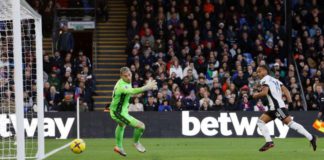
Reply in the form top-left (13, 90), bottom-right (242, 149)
top-left (109, 79), bottom-right (143, 114)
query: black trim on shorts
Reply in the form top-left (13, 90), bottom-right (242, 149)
top-left (265, 108), bottom-right (290, 120)
top-left (113, 111), bottom-right (130, 125)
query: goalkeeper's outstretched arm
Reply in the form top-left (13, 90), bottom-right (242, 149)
top-left (118, 79), bottom-right (158, 95)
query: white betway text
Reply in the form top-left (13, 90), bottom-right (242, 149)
top-left (182, 111), bottom-right (290, 138)
top-left (0, 114), bottom-right (74, 139)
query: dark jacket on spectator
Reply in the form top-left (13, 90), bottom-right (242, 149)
top-left (182, 98), bottom-right (199, 110)
top-left (144, 102), bottom-right (158, 111)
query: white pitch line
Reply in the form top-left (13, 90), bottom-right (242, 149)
top-left (42, 141), bottom-right (71, 160)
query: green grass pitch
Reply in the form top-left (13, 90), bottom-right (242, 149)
top-left (45, 138), bottom-right (323, 160)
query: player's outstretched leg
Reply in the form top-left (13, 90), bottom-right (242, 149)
top-left (283, 116), bottom-right (317, 151)
top-left (132, 121), bottom-right (146, 153)
top-left (257, 114), bottom-right (274, 152)
top-left (114, 123), bottom-right (127, 156)
top-left (310, 135), bottom-right (317, 151)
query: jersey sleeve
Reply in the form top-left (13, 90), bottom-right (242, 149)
top-left (115, 83), bottom-right (143, 95)
top-left (260, 78), bottom-right (269, 87)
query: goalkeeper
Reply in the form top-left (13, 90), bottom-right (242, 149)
top-left (109, 67), bottom-right (157, 156)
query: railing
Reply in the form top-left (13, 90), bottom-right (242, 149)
top-left (56, 7), bottom-right (96, 21)
top-left (292, 57), bottom-right (308, 111)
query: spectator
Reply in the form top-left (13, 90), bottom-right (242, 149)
top-left (141, 28), bottom-right (155, 48)
top-left (305, 85), bottom-right (318, 110)
top-left (239, 94), bottom-right (253, 111)
top-left (129, 97), bottom-right (144, 112)
top-left (57, 24), bottom-right (74, 54)
top-left (180, 76), bottom-right (195, 96)
top-left (225, 96), bottom-right (239, 111)
top-left (233, 70), bottom-right (248, 89)
top-left (183, 90), bottom-right (199, 110)
top-left (315, 84), bottom-right (324, 110)
top-left (144, 96), bottom-right (158, 111)
top-left (43, 54), bottom-right (53, 74)
top-left (214, 98), bottom-right (224, 111)
top-left (60, 82), bottom-right (75, 111)
top-left (174, 100), bottom-right (185, 111)
top-left (169, 59), bottom-right (183, 79)
top-left (158, 99), bottom-right (172, 112)
top-left (254, 99), bottom-right (268, 112)
top-left (199, 92), bottom-right (213, 110)
top-left (128, 20), bottom-right (140, 40)
top-left (46, 86), bottom-right (60, 111)
top-left (203, 0), bottom-right (214, 14)
top-left (48, 72), bottom-right (61, 90)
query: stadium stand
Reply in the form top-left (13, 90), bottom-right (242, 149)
top-left (22, 0), bottom-right (323, 112)
top-left (26, 0), bottom-right (96, 111)
top-left (125, 0), bottom-right (323, 112)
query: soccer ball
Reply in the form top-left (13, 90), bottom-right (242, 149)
top-left (70, 139), bottom-right (86, 154)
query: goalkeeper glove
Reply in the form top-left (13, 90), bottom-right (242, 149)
top-left (142, 79), bottom-right (158, 91)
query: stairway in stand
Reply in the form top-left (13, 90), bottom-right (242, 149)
top-left (43, 37), bottom-right (53, 55)
top-left (93, 0), bottom-right (128, 110)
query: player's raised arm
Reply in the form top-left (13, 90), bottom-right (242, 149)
top-left (118, 79), bottom-right (157, 95)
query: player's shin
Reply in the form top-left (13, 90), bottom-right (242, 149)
top-left (287, 121), bottom-right (312, 140)
top-left (257, 119), bottom-right (272, 142)
top-left (133, 126), bottom-right (145, 143)
top-left (115, 125), bottom-right (126, 148)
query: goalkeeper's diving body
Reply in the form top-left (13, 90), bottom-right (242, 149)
top-left (109, 67), bottom-right (157, 156)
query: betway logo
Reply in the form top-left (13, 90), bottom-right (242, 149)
top-left (182, 111), bottom-right (290, 138)
top-left (0, 114), bottom-right (74, 139)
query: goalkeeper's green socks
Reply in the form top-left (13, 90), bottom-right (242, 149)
top-left (115, 125), bottom-right (125, 148)
top-left (133, 127), bottom-right (144, 143)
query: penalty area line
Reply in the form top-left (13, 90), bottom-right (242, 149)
top-left (42, 141), bottom-right (71, 160)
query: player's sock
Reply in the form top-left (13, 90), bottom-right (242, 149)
top-left (287, 121), bottom-right (312, 141)
top-left (115, 125), bottom-right (125, 148)
top-left (257, 119), bottom-right (272, 142)
top-left (133, 127), bottom-right (145, 143)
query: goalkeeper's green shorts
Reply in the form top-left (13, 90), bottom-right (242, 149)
top-left (110, 111), bottom-right (139, 127)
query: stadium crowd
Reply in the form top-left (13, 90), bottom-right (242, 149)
top-left (25, 0), bottom-right (97, 111)
top-left (125, 0), bottom-right (324, 112)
